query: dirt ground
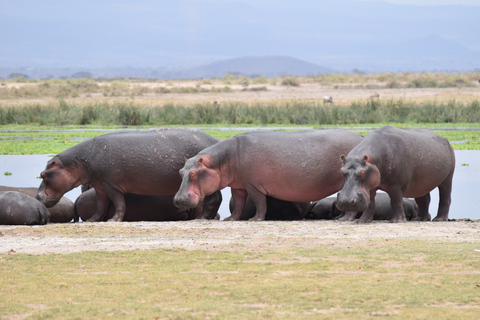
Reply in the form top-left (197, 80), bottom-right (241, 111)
top-left (1, 220), bottom-right (479, 255)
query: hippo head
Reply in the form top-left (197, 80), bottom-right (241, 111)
top-left (36, 157), bottom-right (81, 208)
top-left (336, 154), bottom-right (380, 212)
top-left (173, 155), bottom-right (222, 210)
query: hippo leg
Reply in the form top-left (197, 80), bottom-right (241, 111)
top-left (357, 190), bottom-right (377, 224)
top-left (245, 186), bottom-right (267, 221)
top-left (225, 189), bottom-right (247, 221)
top-left (414, 193), bottom-right (432, 221)
top-left (388, 190), bottom-right (407, 223)
top-left (197, 191), bottom-right (222, 219)
top-left (87, 187), bottom-right (110, 222)
top-left (103, 184), bottom-right (126, 222)
top-left (433, 173), bottom-right (453, 222)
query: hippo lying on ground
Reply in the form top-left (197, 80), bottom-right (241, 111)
top-left (174, 129), bottom-right (363, 221)
top-left (336, 125), bottom-right (455, 223)
top-left (307, 194), bottom-right (417, 221)
top-left (0, 191), bottom-right (50, 225)
top-left (75, 188), bottom-right (219, 221)
top-left (229, 196), bottom-right (310, 220)
top-left (0, 186), bottom-right (76, 223)
top-left (36, 128), bottom-right (221, 222)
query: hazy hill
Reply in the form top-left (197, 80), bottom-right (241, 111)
top-left (163, 56), bottom-right (335, 79)
top-left (0, 56), bottom-right (334, 79)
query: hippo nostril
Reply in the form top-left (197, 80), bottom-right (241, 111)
top-left (350, 199), bottom-right (356, 205)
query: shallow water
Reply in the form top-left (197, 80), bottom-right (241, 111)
top-left (0, 151), bottom-right (478, 220)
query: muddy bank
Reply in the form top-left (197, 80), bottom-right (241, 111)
top-left (1, 220), bottom-right (479, 255)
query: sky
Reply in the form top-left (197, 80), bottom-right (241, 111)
top-left (1, 0), bottom-right (479, 73)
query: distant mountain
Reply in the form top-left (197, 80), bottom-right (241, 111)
top-left (0, 56), bottom-right (335, 79)
top-left (164, 56), bottom-right (335, 79)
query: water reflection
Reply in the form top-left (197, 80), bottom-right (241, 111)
top-left (0, 151), bottom-right (478, 220)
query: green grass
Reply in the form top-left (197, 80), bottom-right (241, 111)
top-left (1, 240), bottom-right (479, 319)
top-left (0, 98), bottom-right (479, 126)
top-left (0, 124), bottom-right (479, 154)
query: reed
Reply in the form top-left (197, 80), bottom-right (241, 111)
top-left (0, 98), bottom-right (479, 126)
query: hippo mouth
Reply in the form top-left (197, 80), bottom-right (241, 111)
top-left (336, 189), bottom-right (370, 212)
top-left (173, 192), bottom-right (202, 209)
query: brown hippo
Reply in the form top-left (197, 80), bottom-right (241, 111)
top-left (36, 128), bottom-right (221, 222)
top-left (0, 191), bottom-right (50, 225)
top-left (336, 125), bottom-right (455, 223)
top-left (0, 186), bottom-right (76, 223)
top-left (75, 188), bottom-right (219, 221)
top-left (229, 196), bottom-right (310, 220)
top-left (173, 129), bottom-right (363, 221)
top-left (307, 194), bottom-right (417, 221)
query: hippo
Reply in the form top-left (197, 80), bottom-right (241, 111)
top-left (229, 195), bottom-right (310, 221)
top-left (0, 191), bottom-right (50, 225)
top-left (0, 186), bottom-right (76, 223)
top-left (306, 197), bottom-right (338, 220)
top-left (75, 188), bottom-right (219, 221)
top-left (307, 194), bottom-right (418, 221)
top-left (173, 129), bottom-right (363, 221)
top-left (36, 128), bottom-right (221, 222)
top-left (336, 125), bottom-right (455, 223)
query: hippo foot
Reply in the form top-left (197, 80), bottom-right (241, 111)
top-left (389, 217), bottom-right (407, 223)
top-left (336, 214), bottom-right (355, 222)
top-left (432, 216), bottom-right (448, 222)
top-left (413, 215), bottom-right (431, 222)
top-left (249, 216), bottom-right (265, 221)
top-left (224, 216), bottom-right (237, 221)
top-left (357, 215), bottom-right (373, 224)
top-left (107, 218), bottom-right (122, 222)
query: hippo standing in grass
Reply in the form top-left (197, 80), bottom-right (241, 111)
top-left (174, 130), bottom-right (363, 221)
top-left (0, 191), bottom-right (50, 225)
top-left (75, 188), bottom-right (218, 221)
top-left (0, 186), bottom-right (76, 223)
top-left (36, 128), bottom-right (221, 222)
top-left (229, 196), bottom-right (310, 221)
top-left (336, 125), bottom-right (455, 223)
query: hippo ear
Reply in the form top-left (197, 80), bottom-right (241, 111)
top-left (340, 155), bottom-right (346, 163)
top-left (362, 155), bottom-right (369, 164)
top-left (197, 157), bottom-right (205, 168)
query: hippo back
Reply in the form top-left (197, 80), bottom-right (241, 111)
top-left (0, 191), bottom-right (50, 225)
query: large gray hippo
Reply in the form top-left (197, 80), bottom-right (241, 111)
top-left (36, 128), bottom-right (221, 222)
top-left (174, 129), bottom-right (363, 221)
top-left (336, 125), bottom-right (455, 223)
top-left (0, 191), bottom-right (50, 225)
top-left (229, 196), bottom-right (310, 221)
top-left (75, 188), bottom-right (219, 221)
top-left (0, 186), bottom-right (76, 223)
top-left (307, 194), bottom-right (417, 221)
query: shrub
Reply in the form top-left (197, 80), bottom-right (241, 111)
top-left (281, 78), bottom-right (300, 87)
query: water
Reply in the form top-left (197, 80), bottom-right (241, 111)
top-left (0, 151), bottom-right (478, 220)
